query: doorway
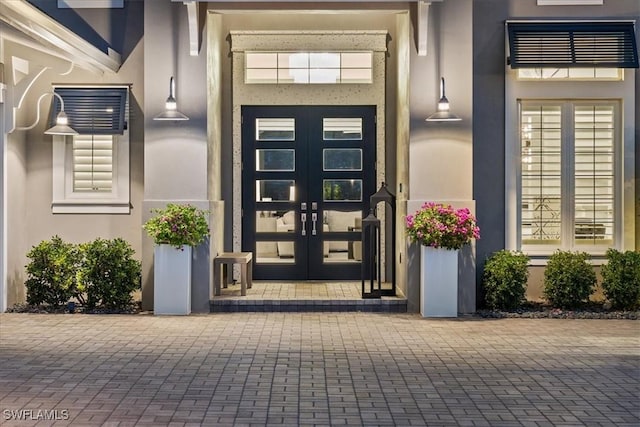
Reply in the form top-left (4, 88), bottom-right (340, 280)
top-left (242, 105), bottom-right (376, 280)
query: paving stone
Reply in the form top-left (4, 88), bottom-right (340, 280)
top-left (1, 313), bottom-right (639, 426)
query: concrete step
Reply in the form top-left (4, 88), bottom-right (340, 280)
top-left (210, 298), bottom-right (407, 312)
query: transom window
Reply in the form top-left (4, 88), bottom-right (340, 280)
top-left (517, 68), bottom-right (622, 80)
top-left (245, 51), bottom-right (373, 84)
top-left (519, 100), bottom-right (618, 253)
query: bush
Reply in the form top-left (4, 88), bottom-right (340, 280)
top-left (483, 250), bottom-right (530, 309)
top-left (543, 250), bottom-right (596, 308)
top-left (25, 236), bottom-right (141, 310)
top-left (601, 249), bottom-right (640, 310)
top-left (143, 203), bottom-right (209, 248)
top-left (25, 236), bottom-right (83, 306)
top-left (79, 238), bottom-right (142, 309)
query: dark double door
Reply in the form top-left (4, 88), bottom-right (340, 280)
top-left (242, 105), bottom-right (376, 280)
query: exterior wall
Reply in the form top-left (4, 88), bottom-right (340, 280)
top-left (473, 0), bottom-right (639, 306)
top-left (5, 125), bottom-right (27, 308)
top-left (142, 1), bottom-right (210, 312)
top-left (1, 1), bottom-right (144, 309)
top-left (407, 0), bottom-right (475, 313)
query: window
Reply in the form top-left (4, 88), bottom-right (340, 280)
top-left (52, 86), bottom-right (130, 214)
top-left (519, 100), bottom-right (618, 253)
top-left (517, 67), bottom-right (622, 80)
top-left (245, 51), bottom-right (373, 84)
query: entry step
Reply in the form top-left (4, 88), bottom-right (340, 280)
top-left (210, 298), bottom-right (407, 313)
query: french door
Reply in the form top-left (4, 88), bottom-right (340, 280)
top-left (242, 105), bottom-right (376, 280)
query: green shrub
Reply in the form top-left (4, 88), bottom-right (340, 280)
top-left (543, 250), bottom-right (596, 308)
top-left (79, 238), bottom-right (142, 309)
top-left (25, 236), bottom-right (83, 306)
top-left (483, 250), bottom-right (530, 309)
top-left (601, 249), bottom-right (640, 310)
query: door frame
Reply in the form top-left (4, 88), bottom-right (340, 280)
top-left (241, 105), bottom-right (377, 281)
top-left (228, 30), bottom-right (389, 281)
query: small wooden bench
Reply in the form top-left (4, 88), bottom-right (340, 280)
top-left (213, 252), bottom-right (253, 296)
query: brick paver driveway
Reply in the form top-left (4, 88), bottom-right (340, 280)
top-left (0, 313), bottom-right (638, 426)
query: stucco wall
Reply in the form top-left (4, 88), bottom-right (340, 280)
top-left (2, 1), bottom-right (144, 308)
top-left (473, 0), bottom-right (639, 307)
top-left (408, 0), bottom-right (475, 313)
top-left (142, 0), bottom-right (209, 312)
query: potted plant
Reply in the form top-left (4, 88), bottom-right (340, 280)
top-left (143, 203), bottom-right (209, 315)
top-left (405, 202), bottom-right (480, 317)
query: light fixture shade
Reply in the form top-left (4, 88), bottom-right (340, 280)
top-left (45, 111), bottom-right (79, 135)
top-left (426, 77), bottom-right (462, 122)
top-left (426, 110), bottom-right (462, 122)
top-left (154, 77), bottom-right (189, 121)
top-left (154, 109), bottom-right (190, 121)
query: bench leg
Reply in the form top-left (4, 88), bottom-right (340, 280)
top-left (213, 261), bottom-right (221, 296)
top-left (222, 263), bottom-right (228, 289)
top-left (247, 259), bottom-right (252, 289)
top-left (240, 263), bottom-right (247, 296)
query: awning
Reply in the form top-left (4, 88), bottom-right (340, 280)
top-left (507, 21), bottom-right (639, 69)
top-left (49, 87), bottom-right (128, 135)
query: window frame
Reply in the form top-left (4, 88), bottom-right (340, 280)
top-left (505, 64), bottom-right (636, 258)
top-left (52, 86), bottom-right (130, 214)
top-left (245, 51), bottom-right (374, 84)
top-left (517, 99), bottom-right (621, 256)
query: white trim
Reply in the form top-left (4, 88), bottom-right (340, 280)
top-left (57, 0), bottom-right (124, 8)
top-left (52, 132), bottom-right (130, 214)
top-left (537, 0), bottom-right (603, 5)
top-left (527, 256), bottom-right (608, 266)
top-left (0, 0), bottom-right (121, 73)
top-left (0, 103), bottom-right (6, 313)
top-left (51, 87), bottom-right (130, 214)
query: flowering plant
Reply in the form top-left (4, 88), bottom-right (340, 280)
top-left (405, 203), bottom-right (480, 250)
top-left (143, 204), bottom-right (209, 249)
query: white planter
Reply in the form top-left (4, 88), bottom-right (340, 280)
top-left (154, 244), bottom-right (191, 315)
top-left (420, 246), bottom-right (458, 318)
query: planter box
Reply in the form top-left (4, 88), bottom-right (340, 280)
top-left (420, 246), bottom-right (458, 318)
top-left (154, 244), bottom-right (191, 315)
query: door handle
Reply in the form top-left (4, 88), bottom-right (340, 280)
top-left (301, 213), bottom-right (307, 236)
top-left (311, 213), bottom-right (317, 235)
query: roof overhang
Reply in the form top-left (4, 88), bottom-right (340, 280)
top-left (175, 0), bottom-right (440, 57)
top-left (0, 0), bottom-right (121, 74)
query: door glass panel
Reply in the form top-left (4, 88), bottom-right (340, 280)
top-left (309, 53), bottom-right (341, 68)
top-left (246, 53), bottom-right (278, 68)
top-left (341, 68), bottom-right (373, 84)
top-left (256, 241), bottom-right (296, 264)
top-left (278, 68), bottom-right (309, 84)
top-left (256, 180), bottom-right (296, 201)
top-left (341, 52), bottom-right (372, 68)
top-left (256, 118), bottom-right (295, 141)
top-left (309, 69), bottom-right (340, 84)
top-left (256, 211), bottom-right (296, 232)
top-left (256, 149), bottom-right (295, 171)
top-left (323, 209), bottom-right (361, 232)
top-left (246, 68), bottom-right (278, 84)
top-left (323, 180), bottom-right (362, 201)
top-left (278, 53), bottom-right (309, 68)
top-left (323, 149), bottom-right (362, 171)
top-left (323, 118), bottom-right (362, 140)
top-left (323, 241), bottom-right (362, 263)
